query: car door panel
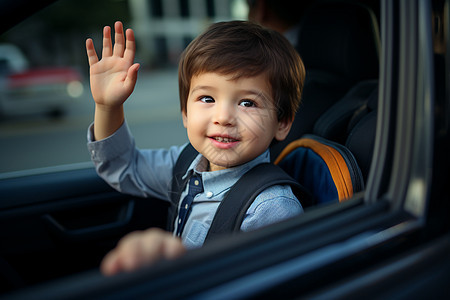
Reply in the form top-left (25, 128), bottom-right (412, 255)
top-left (0, 166), bottom-right (169, 291)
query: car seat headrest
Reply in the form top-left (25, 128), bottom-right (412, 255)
top-left (297, 1), bottom-right (380, 85)
top-left (347, 86), bottom-right (378, 132)
top-left (313, 80), bottom-right (378, 144)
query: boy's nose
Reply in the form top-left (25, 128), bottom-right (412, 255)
top-left (213, 102), bottom-right (236, 126)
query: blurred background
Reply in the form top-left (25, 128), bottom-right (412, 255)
top-left (0, 0), bottom-right (248, 174)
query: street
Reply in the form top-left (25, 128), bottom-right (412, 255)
top-left (0, 68), bottom-right (188, 174)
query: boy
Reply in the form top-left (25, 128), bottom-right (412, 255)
top-left (86, 20), bottom-right (305, 275)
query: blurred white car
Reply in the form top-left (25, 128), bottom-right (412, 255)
top-left (0, 43), bottom-right (83, 118)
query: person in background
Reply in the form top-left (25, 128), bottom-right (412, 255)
top-left (247, 0), bottom-right (314, 48)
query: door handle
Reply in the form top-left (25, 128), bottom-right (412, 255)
top-left (42, 200), bottom-right (134, 241)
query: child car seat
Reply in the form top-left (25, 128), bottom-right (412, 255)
top-left (275, 134), bottom-right (364, 205)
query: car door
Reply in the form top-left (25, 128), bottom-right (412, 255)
top-left (0, 165), bottom-right (170, 292)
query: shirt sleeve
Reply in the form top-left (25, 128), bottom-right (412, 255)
top-left (240, 185), bottom-right (303, 231)
top-left (87, 121), bottom-right (186, 201)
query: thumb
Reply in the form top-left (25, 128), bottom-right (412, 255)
top-left (124, 63), bottom-right (140, 91)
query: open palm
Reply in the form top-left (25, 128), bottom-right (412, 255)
top-left (86, 21), bottom-right (140, 108)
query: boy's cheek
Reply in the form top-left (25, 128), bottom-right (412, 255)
top-left (239, 112), bottom-right (273, 134)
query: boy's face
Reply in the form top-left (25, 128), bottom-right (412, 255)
top-left (182, 72), bottom-right (292, 172)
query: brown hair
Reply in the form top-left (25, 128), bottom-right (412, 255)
top-left (178, 20), bottom-right (305, 122)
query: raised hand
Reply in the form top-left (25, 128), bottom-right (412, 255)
top-left (86, 21), bottom-right (140, 108)
top-left (86, 21), bottom-right (140, 140)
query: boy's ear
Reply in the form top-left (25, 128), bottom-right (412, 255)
top-left (274, 119), bottom-right (293, 141)
top-left (182, 110), bottom-right (188, 128)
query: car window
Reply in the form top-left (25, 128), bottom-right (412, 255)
top-left (0, 0), bottom-right (247, 174)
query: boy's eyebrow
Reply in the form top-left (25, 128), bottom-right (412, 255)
top-left (190, 85), bottom-right (216, 94)
top-left (247, 89), bottom-right (271, 102)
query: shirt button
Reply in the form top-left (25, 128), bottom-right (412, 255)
top-left (91, 150), bottom-right (95, 156)
top-left (206, 191), bottom-right (213, 198)
top-left (194, 180), bottom-right (200, 186)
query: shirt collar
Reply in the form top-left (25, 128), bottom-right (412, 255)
top-left (182, 149), bottom-right (271, 198)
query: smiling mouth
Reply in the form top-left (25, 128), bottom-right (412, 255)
top-left (212, 136), bottom-right (238, 143)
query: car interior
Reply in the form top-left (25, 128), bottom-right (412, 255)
top-left (1, 0), bottom-right (449, 298)
top-left (270, 0), bottom-right (380, 162)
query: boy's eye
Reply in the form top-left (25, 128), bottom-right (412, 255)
top-left (200, 96), bottom-right (214, 103)
top-left (239, 100), bottom-right (256, 107)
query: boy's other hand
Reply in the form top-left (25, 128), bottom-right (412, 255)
top-left (86, 21), bottom-right (140, 109)
top-left (100, 228), bottom-right (186, 276)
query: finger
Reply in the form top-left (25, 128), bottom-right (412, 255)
top-left (140, 230), bottom-right (167, 265)
top-left (124, 63), bottom-right (140, 92)
top-left (140, 228), bottom-right (185, 262)
top-left (138, 228), bottom-right (186, 266)
top-left (115, 233), bottom-right (145, 272)
top-left (100, 250), bottom-right (120, 276)
top-left (85, 38), bottom-right (99, 66)
top-left (123, 28), bottom-right (136, 63)
top-left (101, 231), bottom-right (140, 275)
top-left (113, 21), bottom-right (125, 57)
top-left (120, 241), bottom-right (142, 272)
top-left (102, 25), bottom-right (113, 57)
top-left (163, 236), bottom-right (186, 260)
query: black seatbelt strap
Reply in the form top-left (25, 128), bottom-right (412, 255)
top-left (167, 143), bottom-right (198, 232)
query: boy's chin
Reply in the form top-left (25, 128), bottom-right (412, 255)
top-left (207, 158), bottom-right (242, 172)
top-left (207, 161), bottom-right (231, 172)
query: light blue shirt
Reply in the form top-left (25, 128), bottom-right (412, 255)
top-left (87, 121), bottom-right (303, 249)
